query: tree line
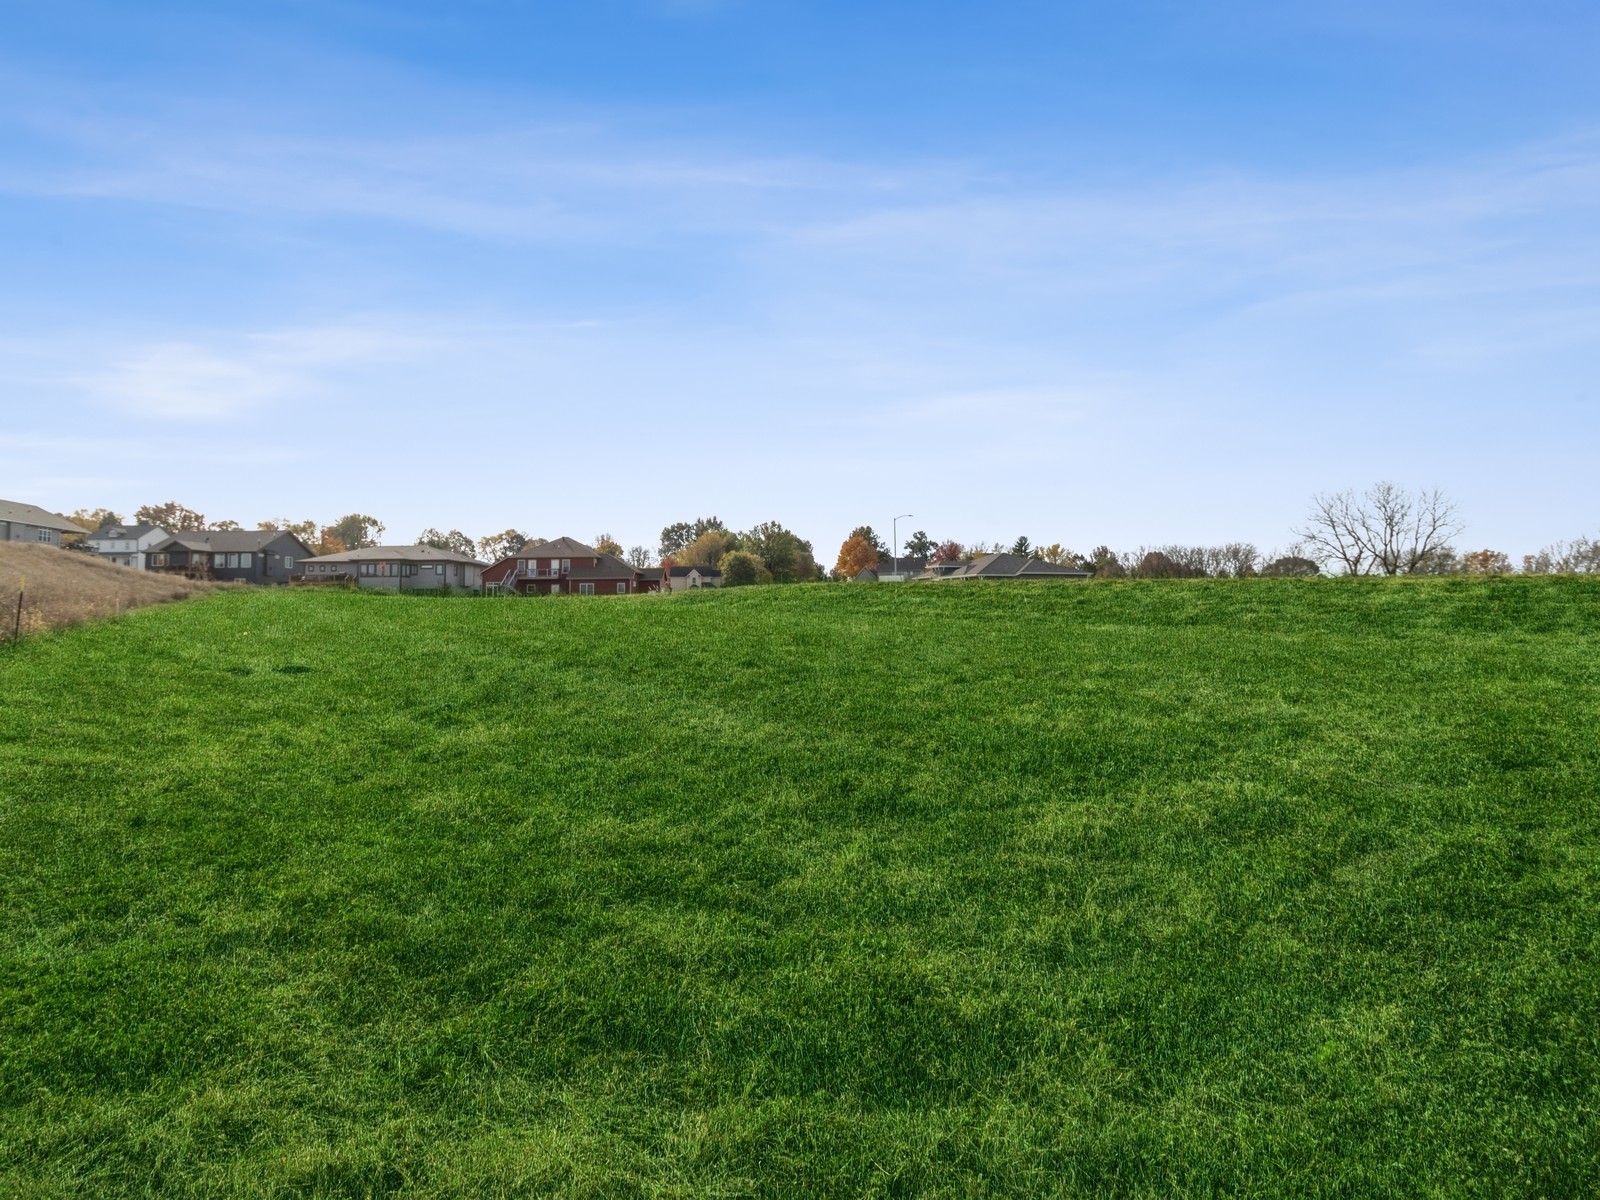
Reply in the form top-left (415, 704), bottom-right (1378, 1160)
top-left (61, 484), bottom-right (1600, 582)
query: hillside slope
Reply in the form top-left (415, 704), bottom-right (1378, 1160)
top-left (1, 579), bottom-right (1598, 1197)
top-left (0, 542), bottom-right (211, 640)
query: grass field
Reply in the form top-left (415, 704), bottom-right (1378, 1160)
top-left (2, 579), bottom-right (1598, 1197)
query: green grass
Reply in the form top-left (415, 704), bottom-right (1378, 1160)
top-left (2, 578), bottom-right (1598, 1198)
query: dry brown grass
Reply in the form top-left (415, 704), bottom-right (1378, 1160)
top-left (0, 544), bottom-right (214, 641)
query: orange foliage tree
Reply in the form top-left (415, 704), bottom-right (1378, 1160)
top-left (835, 534), bottom-right (878, 578)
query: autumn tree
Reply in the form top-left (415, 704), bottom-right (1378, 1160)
top-left (328, 513), bottom-right (385, 551)
top-left (419, 528), bottom-right (476, 556)
top-left (592, 533), bottom-right (624, 558)
top-left (719, 549), bottom-right (771, 587)
top-left (478, 529), bottom-right (530, 562)
top-left (677, 528), bottom-right (738, 568)
top-left (932, 540), bottom-right (964, 564)
top-left (1297, 482), bottom-right (1464, 576)
top-left (835, 534), bottom-right (878, 578)
top-left (849, 525), bottom-right (889, 560)
top-left (135, 501), bottom-right (206, 531)
top-left (69, 507), bottom-right (123, 532)
top-left (1460, 548), bottom-right (1513, 575)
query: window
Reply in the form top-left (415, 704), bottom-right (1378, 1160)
top-left (241, 553), bottom-right (252, 569)
top-left (404, 564), bottom-right (417, 577)
top-left (360, 563), bottom-right (375, 576)
top-left (435, 564), bottom-right (444, 574)
top-left (284, 557), bottom-right (295, 571)
top-left (37, 528), bottom-right (54, 542)
top-left (616, 582), bottom-right (627, 594)
top-left (579, 582), bottom-right (595, 595)
top-left (561, 559), bottom-right (570, 573)
top-left (150, 552), bottom-right (168, 567)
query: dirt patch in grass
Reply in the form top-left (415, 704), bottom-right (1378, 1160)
top-left (0, 543), bottom-right (214, 640)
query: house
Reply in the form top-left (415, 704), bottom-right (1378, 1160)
top-left (86, 522), bottom-right (169, 570)
top-left (854, 555), bottom-right (927, 583)
top-left (299, 544), bottom-right (485, 590)
top-left (666, 564), bottom-right (723, 591)
top-left (925, 552), bottom-right (1091, 581)
top-left (482, 537), bottom-right (665, 595)
top-left (0, 499), bottom-right (81, 547)
top-left (875, 555), bottom-right (928, 582)
top-left (147, 529), bottom-right (316, 584)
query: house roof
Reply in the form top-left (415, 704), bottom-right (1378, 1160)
top-left (308, 544), bottom-right (485, 566)
top-left (934, 553), bottom-right (1090, 579)
top-left (151, 529), bottom-right (317, 556)
top-left (0, 499), bottom-right (82, 533)
top-left (88, 523), bottom-right (163, 541)
top-left (519, 536), bottom-right (599, 558)
top-left (667, 564), bottom-right (722, 577)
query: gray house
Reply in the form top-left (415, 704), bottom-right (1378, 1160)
top-left (926, 552), bottom-right (1091, 581)
top-left (147, 529), bottom-right (315, 584)
top-left (87, 522), bottom-right (169, 569)
top-left (300, 545), bottom-right (485, 590)
top-left (0, 499), bottom-right (81, 547)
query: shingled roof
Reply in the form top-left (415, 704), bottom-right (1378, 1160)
top-left (0, 499), bottom-right (81, 534)
top-left (307, 544), bottom-right (484, 566)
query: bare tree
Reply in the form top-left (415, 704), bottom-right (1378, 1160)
top-left (1297, 482), bottom-right (1463, 575)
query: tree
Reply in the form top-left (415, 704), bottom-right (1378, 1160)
top-left (659, 516), bottom-right (726, 559)
top-left (1460, 548), bottom-right (1513, 576)
top-left (1523, 535), bottom-right (1600, 574)
top-left (1088, 546), bottom-right (1126, 578)
top-left (1260, 555), bottom-right (1321, 577)
top-left (1133, 550), bottom-right (1204, 579)
top-left (135, 501), bottom-right (206, 531)
top-left (932, 540), bottom-right (964, 564)
top-left (741, 520), bottom-right (815, 582)
top-left (591, 533), bottom-right (624, 558)
top-left (625, 544), bottom-right (655, 569)
top-left (478, 529), bottom-right (530, 562)
top-left (419, 528), bottom-right (476, 557)
top-left (317, 530), bottom-right (347, 555)
top-left (328, 513), bottom-right (385, 551)
top-left (903, 530), bottom-right (935, 559)
top-left (1297, 482), bottom-right (1464, 576)
top-left (719, 549), bottom-right (771, 587)
top-left (677, 529), bottom-right (738, 568)
top-left (1037, 543), bottom-right (1069, 565)
top-left (849, 525), bottom-right (889, 560)
top-left (835, 534), bottom-right (878, 578)
top-left (69, 507), bottom-right (123, 532)
top-left (212, 520), bottom-right (243, 532)
top-left (1010, 535), bottom-right (1032, 558)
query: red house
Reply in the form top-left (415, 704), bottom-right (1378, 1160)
top-left (482, 536), bottom-right (666, 595)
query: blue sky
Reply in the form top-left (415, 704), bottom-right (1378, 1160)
top-left (3, 0), bottom-right (1597, 559)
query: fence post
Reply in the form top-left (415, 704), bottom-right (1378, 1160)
top-left (12, 575), bottom-right (23, 642)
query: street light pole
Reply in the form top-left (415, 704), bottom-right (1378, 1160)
top-left (892, 513), bottom-right (913, 578)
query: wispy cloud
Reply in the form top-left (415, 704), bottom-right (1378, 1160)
top-left (76, 325), bottom-right (408, 419)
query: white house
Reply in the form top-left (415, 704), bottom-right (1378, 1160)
top-left (667, 564), bottom-right (723, 591)
top-left (87, 522), bottom-right (170, 570)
